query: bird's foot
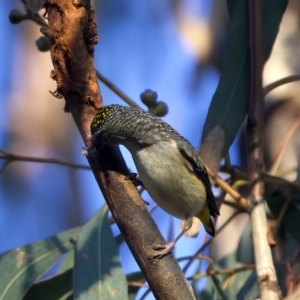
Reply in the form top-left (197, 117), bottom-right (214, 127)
top-left (125, 173), bottom-right (146, 189)
top-left (149, 242), bottom-right (175, 259)
top-left (125, 173), bottom-right (149, 205)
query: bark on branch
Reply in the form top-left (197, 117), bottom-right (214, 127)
top-left (41, 1), bottom-right (195, 299)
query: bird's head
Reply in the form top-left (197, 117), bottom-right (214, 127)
top-left (90, 104), bottom-right (133, 147)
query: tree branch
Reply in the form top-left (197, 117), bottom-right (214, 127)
top-left (41, 1), bottom-right (195, 299)
top-left (0, 149), bottom-right (90, 170)
top-left (206, 166), bottom-right (249, 210)
top-left (247, 0), bottom-right (281, 298)
top-left (96, 71), bottom-right (141, 109)
top-left (264, 74), bottom-right (300, 96)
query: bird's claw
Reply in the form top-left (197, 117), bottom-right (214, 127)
top-left (149, 242), bottom-right (175, 259)
top-left (125, 173), bottom-right (149, 205)
top-left (125, 173), bottom-right (146, 189)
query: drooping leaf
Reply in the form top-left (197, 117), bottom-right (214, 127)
top-left (73, 205), bottom-right (128, 300)
top-left (274, 261), bottom-right (287, 297)
top-left (23, 268), bottom-right (72, 300)
top-left (198, 253), bottom-right (259, 300)
top-left (234, 270), bottom-right (258, 300)
top-left (236, 220), bottom-right (254, 264)
top-left (59, 250), bottom-right (74, 274)
top-left (219, 253), bottom-right (258, 300)
top-left (266, 185), bottom-right (300, 242)
top-left (196, 276), bottom-right (215, 300)
top-left (202, 0), bottom-right (288, 153)
top-left (0, 227), bottom-right (81, 300)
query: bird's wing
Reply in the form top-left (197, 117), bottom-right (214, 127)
top-left (177, 144), bottom-right (220, 218)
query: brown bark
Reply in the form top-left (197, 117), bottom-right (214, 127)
top-left (41, 1), bottom-right (195, 299)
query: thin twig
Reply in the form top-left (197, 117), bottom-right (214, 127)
top-left (27, 12), bottom-right (48, 27)
top-left (22, 0), bottom-right (48, 27)
top-left (248, 0), bottom-right (281, 298)
top-left (286, 262), bottom-right (294, 296)
top-left (96, 71), bottom-right (141, 109)
top-left (140, 212), bottom-right (242, 299)
top-left (262, 172), bottom-right (300, 190)
top-left (269, 118), bottom-right (300, 175)
top-left (187, 264), bottom-right (255, 281)
top-left (127, 281), bottom-right (149, 288)
top-left (264, 75), bottom-right (300, 96)
top-left (0, 149), bottom-right (90, 170)
top-left (177, 254), bottom-right (213, 266)
top-left (222, 199), bottom-right (245, 210)
top-left (207, 166), bottom-right (249, 210)
top-left (182, 211), bottom-right (241, 274)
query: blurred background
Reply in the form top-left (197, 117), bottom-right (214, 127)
top-left (1, 0), bottom-right (300, 298)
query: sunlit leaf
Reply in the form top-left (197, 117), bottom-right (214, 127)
top-left (202, 0), bottom-right (288, 153)
top-left (0, 227), bottom-right (81, 300)
top-left (73, 205), bottom-right (128, 300)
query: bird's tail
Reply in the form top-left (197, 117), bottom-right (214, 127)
top-left (195, 203), bottom-right (215, 237)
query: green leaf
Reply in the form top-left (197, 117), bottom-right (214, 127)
top-left (0, 227), bottom-right (81, 300)
top-left (219, 253), bottom-right (258, 300)
top-left (274, 260), bottom-right (287, 297)
top-left (127, 271), bottom-right (145, 300)
top-left (196, 276), bottom-right (215, 300)
top-left (236, 220), bottom-right (254, 264)
top-left (73, 205), bottom-right (128, 300)
top-left (23, 268), bottom-right (72, 300)
top-left (59, 250), bottom-right (74, 274)
top-left (266, 185), bottom-right (300, 242)
top-left (234, 270), bottom-right (258, 300)
top-left (198, 253), bottom-right (258, 300)
top-left (202, 0), bottom-right (288, 152)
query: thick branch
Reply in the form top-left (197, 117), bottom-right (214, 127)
top-left (247, 1), bottom-right (281, 299)
top-left (42, 1), bottom-right (195, 299)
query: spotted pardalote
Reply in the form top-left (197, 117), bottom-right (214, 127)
top-left (90, 104), bottom-right (219, 258)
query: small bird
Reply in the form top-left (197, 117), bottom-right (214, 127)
top-left (90, 104), bottom-right (219, 258)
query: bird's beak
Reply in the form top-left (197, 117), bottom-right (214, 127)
top-left (91, 131), bottom-right (105, 148)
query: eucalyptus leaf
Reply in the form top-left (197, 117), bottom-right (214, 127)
top-left (196, 277), bottom-right (215, 300)
top-left (198, 253), bottom-right (258, 300)
top-left (0, 227), bottom-right (81, 300)
top-left (266, 185), bottom-right (300, 242)
top-left (220, 254), bottom-right (258, 300)
top-left (236, 221), bottom-right (254, 264)
top-left (73, 205), bottom-right (128, 300)
top-left (59, 250), bottom-right (74, 274)
top-left (23, 268), bottom-right (72, 300)
top-left (202, 0), bottom-right (288, 153)
top-left (235, 270), bottom-right (258, 300)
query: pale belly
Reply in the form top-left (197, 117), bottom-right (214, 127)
top-left (130, 142), bottom-right (206, 220)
